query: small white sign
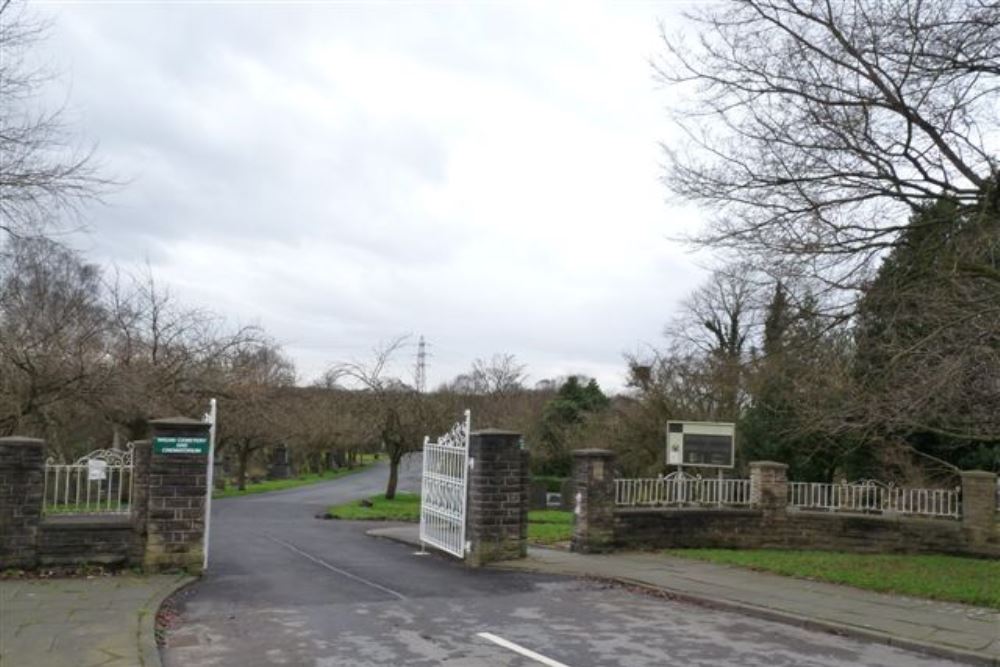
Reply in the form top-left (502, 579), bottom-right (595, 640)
top-left (88, 459), bottom-right (108, 481)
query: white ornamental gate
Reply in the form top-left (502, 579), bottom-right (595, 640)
top-left (419, 409), bottom-right (471, 558)
top-left (43, 445), bottom-right (135, 515)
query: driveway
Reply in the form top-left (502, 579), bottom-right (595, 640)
top-left (161, 455), bottom-right (963, 666)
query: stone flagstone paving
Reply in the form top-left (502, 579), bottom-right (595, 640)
top-left (0, 573), bottom-right (189, 667)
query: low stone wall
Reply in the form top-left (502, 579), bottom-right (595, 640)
top-left (780, 511), bottom-right (980, 556)
top-left (612, 508), bottom-right (995, 557)
top-left (615, 508), bottom-right (765, 550)
top-left (574, 450), bottom-right (1000, 558)
top-left (37, 516), bottom-right (137, 567)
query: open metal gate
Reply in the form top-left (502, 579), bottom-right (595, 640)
top-left (419, 410), bottom-right (470, 558)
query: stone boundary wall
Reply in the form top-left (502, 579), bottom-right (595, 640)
top-left (574, 450), bottom-right (1000, 558)
top-left (37, 516), bottom-right (136, 567)
top-left (613, 508), bottom-right (993, 557)
top-left (0, 417), bottom-right (211, 572)
top-left (615, 508), bottom-right (765, 550)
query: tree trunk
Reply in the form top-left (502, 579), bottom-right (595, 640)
top-left (237, 445), bottom-right (250, 491)
top-left (385, 450), bottom-right (402, 500)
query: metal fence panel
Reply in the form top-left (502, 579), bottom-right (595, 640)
top-left (615, 472), bottom-right (752, 508)
top-left (43, 445), bottom-right (135, 515)
top-left (787, 480), bottom-right (961, 519)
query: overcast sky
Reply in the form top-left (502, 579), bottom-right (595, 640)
top-left (39, 0), bottom-right (709, 391)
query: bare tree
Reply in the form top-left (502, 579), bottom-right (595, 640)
top-left (0, 0), bottom-right (110, 237)
top-left (657, 0), bottom-right (1000, 289)
top-left (470, 353), bottom-right (527, 396)
top-left (216, 343), bottom-right (296, 490)
top-left (328, 337), bottom-right (445, 499)
top-left (446, 353), bottom-right (528, 397)
top-left (101, 266), bottom-right (264, 439)
top-left (668, 264), bottom-right (764, 418)
top-left (0, 237), bottom-right (107, 439)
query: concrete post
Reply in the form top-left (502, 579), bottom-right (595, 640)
top-left (466, 429), bottom-right (528, 567)
top-left (145, 417), bottom-right (211, 573)
top-left (0, 437), bottom-right (45, 569)
top-left (960, 470), bottom-right (998, 546)
top-left (571, 449), bottom-right (616, 553)
top-left (750, 461), bottom-right (789, 513)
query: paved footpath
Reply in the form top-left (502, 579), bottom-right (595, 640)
top-left (504, 547), bottom-right (1000, 666)
top-left (0, 573), bottom-right (192, 667)
top-left (371, 525), bottom-right (1000, 666)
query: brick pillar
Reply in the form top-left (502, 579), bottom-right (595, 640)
top-left (145, 417), bottom-right (211, 573)
top-left (0, 437), bottom-right (45, 569)
top-left (961, 470), bottom-right (998, 546)
top-left (750, 461), bottom-right (789, 513)
top-left (130, 440), bottom-right (151, 565)
top-left (466, 429), bottom-right (527, 567)
top-left (571, 449), bottom-right (616, 553)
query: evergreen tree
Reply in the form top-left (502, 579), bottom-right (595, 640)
top-left (853, 191), bottom-right (1000, 471)
top-left (534, 376), bottom-right (609, 475)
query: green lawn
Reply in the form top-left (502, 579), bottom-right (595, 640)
top-left (526, 510), bottom-right (574, 544)
top-left (214, 455), bottom-right (377, 499)
top-left (328, 492), bottom-right (422, 521)
top-left (665, 548), bottom-right (1000, 609)
top-left (327, 494), bottom-right (575, 545)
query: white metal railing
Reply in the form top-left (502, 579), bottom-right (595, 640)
top-left (787, 479), bottom-right (961, 519)
top-left (615, 472), bottom-right (752, 507)
top-left (43, 445), bottom-right (135, 515)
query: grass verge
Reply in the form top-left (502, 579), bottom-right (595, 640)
top-left (327, 494), bottom-right (575, 545)
top-left (214, 455), bottom-right (377, 499)
top-left (328, 492), bottom-right (422, 521)
top-left (664, 548), bottom-right (1000, 609)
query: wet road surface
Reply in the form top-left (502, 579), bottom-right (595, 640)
top-left (161, 456), bottom-right (962, 666)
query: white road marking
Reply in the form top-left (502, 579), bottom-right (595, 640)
top-left (265, 535), bottom-right (407, 601)
top-left (476, 632), bottom-right (571, 667)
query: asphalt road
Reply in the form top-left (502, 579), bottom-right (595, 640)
top-left (161, 456), bottom-right (962, 667)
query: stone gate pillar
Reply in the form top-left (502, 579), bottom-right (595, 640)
top-left (466, 429), bottom-right (528, 567)
top-left (571, 449), bottom-right (616, 553)
top-left (145, 417), bottom-right (211, 573)
top-left (961, 470), bottom-right (998, 547)
top-left (130, 440), bottom-right (151, 565)
top-left (0, 437), bottom-right (45, 568)
top-left (750, 461), bottom-right (789, 513)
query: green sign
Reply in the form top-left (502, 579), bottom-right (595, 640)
top-left (154, 436), bottom-right (209, 455)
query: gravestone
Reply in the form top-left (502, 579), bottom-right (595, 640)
top-left (268, 445), bottom-right (291, 480)
top-left (529, 480), bottom-right (549, 510)
top-left (559, 478), bottom-right (575, 511)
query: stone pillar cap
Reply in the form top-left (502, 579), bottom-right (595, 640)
top-left (573, 448), bottom-right (615, 457)
top-left (149, 416), bottom-right (208, 426)
top-left (749, 460), bottom-right (789, 468)
top-left (0, 436), bottom-right (45, 444)
top-left (471, 428), bottom-right (521, 437)
top-left (960, 470), bottom-right (998, 478)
